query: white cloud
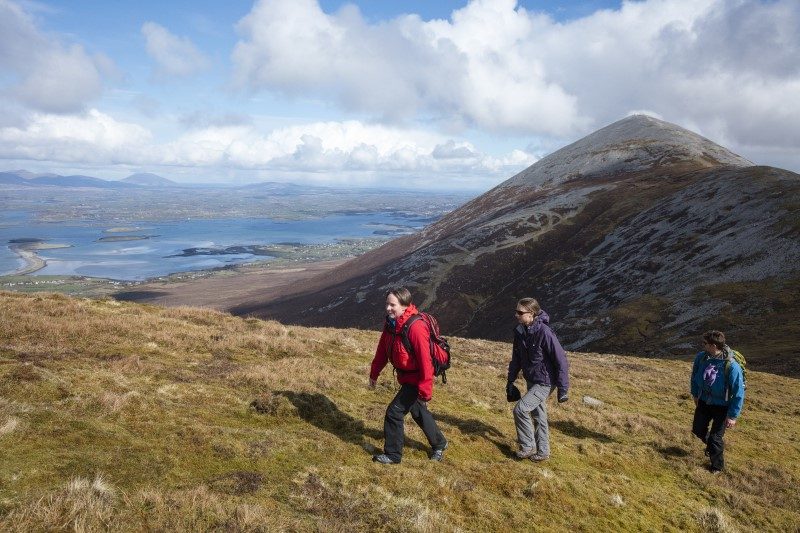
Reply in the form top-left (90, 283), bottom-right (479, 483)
top-left (4, 0), bottom-right (799, 182)
top-left (230, 0), bottom-right (800, 163)
top-left (0, 0), bottom-right (107, 113)
top-left (538, 0), bottom-right (800, 152)
top-left (142, 22), bottom-right (210, 78)
top-left (432, 140), bottom-right (478, 160)
top-left (0, 111), bottom-right (535, 186)
top-left (0, 110), bottom-right (152, 162)
top-left (231, 0), bottom-right (584, 136)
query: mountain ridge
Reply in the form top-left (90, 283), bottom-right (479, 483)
top-left (232, 116), bottom-right (800, 376)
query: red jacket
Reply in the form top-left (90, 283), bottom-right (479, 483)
top-left (370, 304), bottom-right (434, 402)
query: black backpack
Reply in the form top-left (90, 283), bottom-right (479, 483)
top-left (399, 312), bottom-right (452, 384)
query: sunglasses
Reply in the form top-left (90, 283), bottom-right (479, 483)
top-left (515, 310), bottom-right (530, 315)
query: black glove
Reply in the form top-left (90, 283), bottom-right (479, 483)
top-left (557, 389), bottom-right (569, 403)
top-left (506, 382), bottom-right (521, 402)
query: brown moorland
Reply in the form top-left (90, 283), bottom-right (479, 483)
top-left (0, 291), bottom-right (798, 531)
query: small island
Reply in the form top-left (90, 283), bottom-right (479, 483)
top-left (105, 227), bottom-right (149, 233)
top-left (97, 235), bottom-right (154, 242)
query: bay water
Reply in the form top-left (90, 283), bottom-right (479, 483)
top-left (0, 211), bottom-right (426, 281)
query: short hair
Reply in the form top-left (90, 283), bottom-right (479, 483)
top-left (517, 297), bottom-right (541, 316)
top-left (386, 287), bottom-right (413, 306)
top-left (702, 330), bottom-right (726, 350)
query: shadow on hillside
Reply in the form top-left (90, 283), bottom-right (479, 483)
top-left (551, 420), bottom-right (617, 443)
top-left (113, 290), bottom-right (168, 303)
top-left (435, 413), bottom-right (515, 457)
top-left (654, 445), bottom-right (690, 458)
top-left (276, 391), bottom-right (427, 453)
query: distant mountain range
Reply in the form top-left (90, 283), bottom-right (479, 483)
top-left (0, 170), bottom-right (175, 188)
top-left (233, 115), bottom-right (800, 376)
top-left (0, 171), bottom-right (354, 193)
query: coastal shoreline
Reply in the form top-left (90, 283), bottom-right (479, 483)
top-left (9, 244), bottom-right (46, 275)
top-left (8, 242), bottom-right (70, 276)
top-left (3, 238), bottom-right (353, 308)
top-left (1, 256), bottom-right (347, 306)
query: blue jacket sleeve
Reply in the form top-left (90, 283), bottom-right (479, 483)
top-left (690, 352), bottom-right (703, 398)
top-left (726, 363), bottom-right (745, 419)
top-left (507, 335), bottom-right (521, 383)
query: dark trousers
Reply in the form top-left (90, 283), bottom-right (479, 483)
top-left (692, 399), bottom-right (728, 471)
top-left (383, 383), bottom-right (446, 462)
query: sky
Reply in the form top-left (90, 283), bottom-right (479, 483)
top-left (0, 0), bottom-right (798, 191)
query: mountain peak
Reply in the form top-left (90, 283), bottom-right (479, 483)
top-left (502, 114), bottom-right (752, 189)
top-left (122, 173), bottom-right (175, 186)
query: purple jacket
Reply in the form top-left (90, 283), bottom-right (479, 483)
top-left (508, 311), bottom-right (570, 393)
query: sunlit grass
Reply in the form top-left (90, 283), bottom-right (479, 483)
top-left (1, 291), bottom-right (797, 531)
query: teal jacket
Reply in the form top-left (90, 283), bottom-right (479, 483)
top-left (690, 346), bottom-right (745, 419)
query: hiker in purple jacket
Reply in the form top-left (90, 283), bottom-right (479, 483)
top-left (507, 298), bottom-right (570, 461)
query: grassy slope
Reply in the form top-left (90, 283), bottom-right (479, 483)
top-left (0, 292), bottom-right (798, 532)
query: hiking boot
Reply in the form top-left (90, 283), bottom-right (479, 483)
top-left (372, 454), bottom-right (399, 464)
top-left (430, 441), bottom-right (448, 462)
top-left (529, 453), bottom-right (550, 462)
top-left (515, 448), bottom-right (537, 459)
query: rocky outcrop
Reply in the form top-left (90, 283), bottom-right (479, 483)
top-left (233, 115), bottom-right (800, 375)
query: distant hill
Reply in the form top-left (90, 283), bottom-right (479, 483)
top-left (234, 115), bottom-right (800, 376)
top-left (9, 170), bottom-right (59, 179)
top-left (0, 170), bottom-right (138, 189)
top-left (0, 172), bottom-right (28, 185)
top-left (1, 291), bottom-right (797, 531)
top-left (33, 174), bottom-right (137, 189)
top-left (122, 172), bottom-right (176, 187)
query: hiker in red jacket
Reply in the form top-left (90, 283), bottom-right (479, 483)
top-left (369, 287), bottom-right (447, 464)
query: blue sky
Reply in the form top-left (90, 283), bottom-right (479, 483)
top-left (1, 0), bottom-right (798, 190)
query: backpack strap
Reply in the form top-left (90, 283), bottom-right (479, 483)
top-left (723, 350), bottom-right (736, 402)
top-left (400, 314), bottom-right (422, 355)
top-left (396, 314), bottom-right (423, 373)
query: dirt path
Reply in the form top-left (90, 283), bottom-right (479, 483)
top-left (113, 259), bottom-right (347, 312)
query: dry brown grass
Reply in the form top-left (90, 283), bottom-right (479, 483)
top-left (2, 475), bottom-right (285, 532)
top-left (1, 291), bottom-right (798, 532)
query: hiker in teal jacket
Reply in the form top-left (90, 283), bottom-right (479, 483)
top-left (690, 330), bottom-right (745, 473)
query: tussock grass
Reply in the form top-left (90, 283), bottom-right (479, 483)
top-left (1, 291), bottom-right (798, 531)
top-left (696, 507), bottom-right (738, 533)
top-left (0, 416), bottom-right (19, 435)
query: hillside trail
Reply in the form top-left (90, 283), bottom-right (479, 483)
top-left (419, 205), bottom-right (586, 334)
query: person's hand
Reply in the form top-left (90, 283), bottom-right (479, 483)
top-left (418, 399), bottom-right (428, 409)
top-left (506, 382), bottom-right (521, 402)
top-left (725, 417), bottom-right (737, 429)
top-left (557, 390), bottom-right (569, 403)
top-left (368, 378), bottom-right (377, 390)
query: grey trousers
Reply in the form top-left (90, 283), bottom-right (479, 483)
top-left (513, 383), bottom-right (555, 455)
